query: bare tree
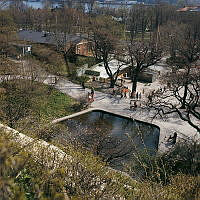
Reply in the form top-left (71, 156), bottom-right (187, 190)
top-left (142, 19), bottom-right (200, 133)
top-left (0, 10), bottom-right (16, 53)
top-left (127, 36), bottom-right (163, 94)
top-left (124, 5), bottom-right (164, 94)
top-left (50, 8), bottom-right (79, 75)
top-left (59, 0), bottom-right (73, 8)
top-left (9, 0), bottom-right (26, 10)
top-left (127, 5), bottom-right (150, 40)
top-left (163, 22), bottom-right (200, 109)
top-left (41, 0), bottom-right (54, 9)
top-left (90, 16), bottom-right (125, 88)
top-left (147, 67), bottom-right (200, 132)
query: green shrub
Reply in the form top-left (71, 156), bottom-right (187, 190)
top-left (129, 140), bottom-right (200, 184)
top-left (31, 44), bottom-right (67, 75)
top-left (85, 69), bottom-right (100, 76)
top-left (76, 56), bottom-right (97, 67)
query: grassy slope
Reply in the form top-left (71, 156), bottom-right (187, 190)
top-left (0, 80), bottom-right (77, 131)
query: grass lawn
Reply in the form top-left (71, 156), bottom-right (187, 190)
top-left (31, 85), bottom-right (76, 120)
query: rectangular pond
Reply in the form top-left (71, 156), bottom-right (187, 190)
top-left (59, 110), bottom-right (160, 172)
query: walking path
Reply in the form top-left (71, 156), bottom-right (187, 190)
top-left (48, 76), bottom-right (199, 153)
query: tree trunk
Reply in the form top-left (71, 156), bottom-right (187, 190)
top-left (180, 67), bottom-right (190, 109)
top-left (131, 69), bottom-right (139, 93)
top-left (63, 53), bottom-right (71, 76)
top-left (103, 59), bottom-right (116, 88)
top-left (180, 84), bottom-right (188, 109)
top-left (109, 77), bottom-right (115, 88)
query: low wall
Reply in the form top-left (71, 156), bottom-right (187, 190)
top-left (0, 123), bottom-right (73, 168)
top-left (0, 122), bottom-right (134, 187)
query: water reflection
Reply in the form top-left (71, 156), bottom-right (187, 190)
top-left (60, 110), bottom-right (160, 171)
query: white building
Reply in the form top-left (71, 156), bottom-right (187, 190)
top-left (78, 57), bottom-right (171, 83)
top-left (78, 59), bottom-right (129, 82)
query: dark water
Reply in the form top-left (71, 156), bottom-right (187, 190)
top-left (21, 1), bottom-right (132, 10)
top-left (60, 110), bottom-right (160, 171)
top-left (22, 1), bottom-right (59, 9)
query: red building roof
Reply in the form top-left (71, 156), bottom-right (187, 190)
top-left (177, 5), bottom-right (200, 12)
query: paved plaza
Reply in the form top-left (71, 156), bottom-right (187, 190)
top-left (47, 76), bottom-right (199, 153)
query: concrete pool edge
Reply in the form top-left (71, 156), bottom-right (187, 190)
top-left (52, 107), bottom-right (161, 131)
top-left (52, 107), bottom-right (160, 151)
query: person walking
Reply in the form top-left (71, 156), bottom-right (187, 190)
top-left (81, 81), bottom-right (85, 89)
top-left (120, 88), bottom-right (123, 98)
top-left (124, 87), bottom-right (127, 98)
top-left (121, 79), bottom-right (123, 87)
top-left (136, 92), bottom-right (139, 100)
top-left (124, 87), bottom-right (130, 98)
top-left (142, 88), bottom-right (145, 94)
top-left (139, 92), bottom-right (141, 100)
top-left (121, 92), bottom-right (123, 98)
top-left (128, 90), bottom-right (131, 98)
top-left (148, 94), bottom-right (152, 103)
top-left (88, 92), bottom-right (94, 103)
top-left (112, 88), bottom-right (116, 96)
top-left (167, 132), bottom-right (177, 145)
top-left (91, 87), bottom-right (94, 100)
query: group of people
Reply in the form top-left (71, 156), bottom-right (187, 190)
top-left (130, 100), bottom-right (139, 110)
top-left (113, 86), bottom-right (143, 100)
top-left (130, 91), bottom-right (142, 100)
top-left (112, 86), bottom-right (143, 100)
top-left (120, 87), bottom-right (130, 98)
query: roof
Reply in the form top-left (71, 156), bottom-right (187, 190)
top-left (18, 30), bottom-right (87, 46)
top-left (11, 43), bottom-right (32, 47)
top-left (148, 64), bottom-right (171, 73)
top-left (84, 59), bottom-right (129, 79)
top-left (78, 56), bottom-right (172, 79)
top-left (177, 6), bottom-right (200, 12)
